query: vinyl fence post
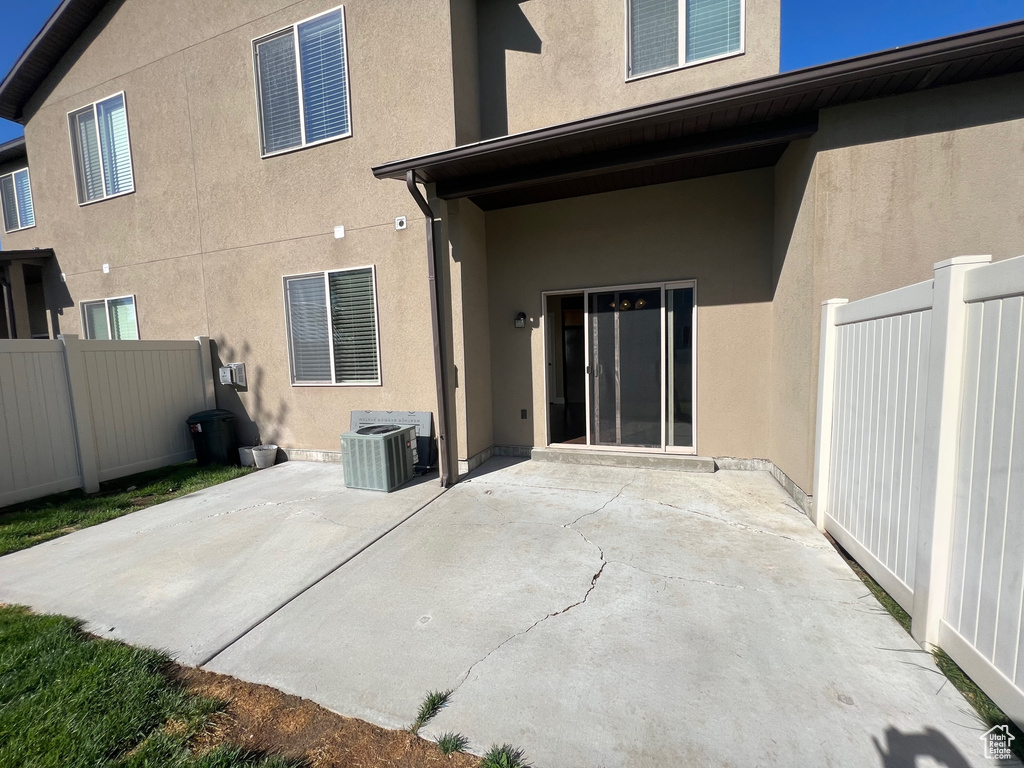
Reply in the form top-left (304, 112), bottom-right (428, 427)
top-left (911, 255), bottom-right (991, 648)
top-left (813, 298), bottom-right (847, 530)
top-left (195, 336), bottom-right (216, 410)
top-left (59, 334), bottom-right (100, 493)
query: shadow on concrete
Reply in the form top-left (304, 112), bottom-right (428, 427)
top-left (478, 0), bottom-right (542, 139)
top-left (872, 726), bottom-right (973, 768)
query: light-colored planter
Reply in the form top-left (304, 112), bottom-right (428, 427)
top-left (252, 444), bottom-right (278, 469)
top-left (238, 446), bottom-right (256, 467)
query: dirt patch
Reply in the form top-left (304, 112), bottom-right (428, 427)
top-left (173, 665), bottom-right (480, 768)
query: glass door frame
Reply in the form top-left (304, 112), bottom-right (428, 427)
top-left (540, 279), bottom-right (697, 456)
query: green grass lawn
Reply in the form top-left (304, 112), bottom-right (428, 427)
top-left (0, 462), bottom-right (252, 558)
top-left (0, 605), bottom-right (294, 767)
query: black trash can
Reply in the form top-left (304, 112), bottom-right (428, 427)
top-left (186, 409), bottom-right (237, 466)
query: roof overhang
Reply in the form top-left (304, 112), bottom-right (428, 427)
top-left (0, 0), bottom-right (111, 123)
top-left (373, 19), bottom-right (1024, 210)
top-left (0, 249), bottom-right (56, 267)
top-left (0, 137), bottom-right (28, 166)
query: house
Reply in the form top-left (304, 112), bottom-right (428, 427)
top-left (1, 0), bottom-right (1022, 509)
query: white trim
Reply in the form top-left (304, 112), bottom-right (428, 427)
top-left (963, 253), bottom-right (1024, 303)
top-left (0, 166), bottom-right (36, 233)
top-left (834, 279), bottom-right (934, 326)
top-left (281, 264), bottom-right (382, 387)
top-left (624, 0), bottom-right (746, 81)
top-left (79, 294), bottom-right (140, 340)
top-left (66, 90), bottom-right (136, 206)
top-left (252, 6), bottom-right (353, 159)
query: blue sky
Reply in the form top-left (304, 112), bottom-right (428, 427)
top-left (0, 0), bottom-right (1022, 144)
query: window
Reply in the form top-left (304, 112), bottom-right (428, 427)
top-left (68, 92), bottom-right (135, 204)
top-left (283, 266), bottom-right (380, 385)
top-left (629, 0), bottom-right (742, 77)
top-left (254, 7), bottom-right (352, 157)
top-left (81, 296), bottom-right (139, 340)
top-left (0, 168), bottom-right (34, 232)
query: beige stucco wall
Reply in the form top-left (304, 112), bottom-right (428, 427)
top-left (478, 0), bottom-right (780, 138)
top-left (445, 198), bottom-right (494, 464)
top-left (769, 72), bottom-right (1024, 495)
top-left (485, 169), bottom-right (775, 457)
top-left (10, 0), bottom-right (460, 451)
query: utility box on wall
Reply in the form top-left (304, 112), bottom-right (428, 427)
top-left (218, 363), bottom-right (247, 389)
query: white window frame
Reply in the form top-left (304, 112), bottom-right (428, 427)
top-left (282, 265), bottom-right (382, 387)
top-left (0, 167), bottom-right (35, 233)
top-left (66, 91), bottom-right (136, 206)
top-left (252, 6), bottom-right (353, 159)
top-left (80, 294), bottom-right (140, 340)
top-left (624, 0), bottom-right (746, 82)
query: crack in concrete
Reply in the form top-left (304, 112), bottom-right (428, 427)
top-left (450, 493), bottom-right (612, 695)
top-left (140, 501), bottom-right (278, 532)
top-left (565, 471), bottom-right (638, 529)
top-left (638, 496), bottom-right (831, 550)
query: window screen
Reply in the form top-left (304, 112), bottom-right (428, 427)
top-left (82, 296), bottom-right (138, 340)
top-left (254, 8), bottom-right (351, 156)
top-left (285, 267), bottom-right (380, 385)
top-left (1, 168), bottom-right (36, 232)
top-left (686, 0), bottom-right (741, 62)
top-left (69, 94), bottom-right (134, 204)
top-left (629, 0), bottom-right (741, 76)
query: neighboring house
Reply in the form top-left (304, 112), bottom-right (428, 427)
top-left (0, 0), bottom-right (1022, 507)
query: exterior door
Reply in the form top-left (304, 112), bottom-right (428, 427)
top-left (587, 286), bottom-right (664, 448)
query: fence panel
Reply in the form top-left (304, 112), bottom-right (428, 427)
top-left (0, 336), bottom-right (214, 508)
top-left (80, 341), bottom-right (207, 481)
top-left (824, 283), bottom-right (934, 613)
top-left (0, 340), bottom-right (81, 507)
top-left (939, 257), bottom-right (1024, 726)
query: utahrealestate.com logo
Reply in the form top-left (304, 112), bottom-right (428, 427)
top-left (981, 725), bottom-right (1015, 761)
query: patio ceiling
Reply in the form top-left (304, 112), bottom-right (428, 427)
top-left (373, 20), bottom-right (1024, 211)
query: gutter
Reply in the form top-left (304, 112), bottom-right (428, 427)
top-left (405, 170), bottom-right (452, 488)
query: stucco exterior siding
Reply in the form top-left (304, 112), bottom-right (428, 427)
top-left (5, 0), bottom-right (460, 453)
top-left (483, 169), bottom-right (775, 459)
top-left (476, 0), bottom-right (780, 138)
top-left (769, 72), bottom-right (1024, 495)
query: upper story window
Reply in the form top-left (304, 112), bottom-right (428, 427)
top-left (81, 295), bottom-right (139, 340)
top-left (283, 266), bottom-right (380, 386)
top-left (628, 0), bottom-right (743, 78)
top-left (0, 168), bottom-right (34, 232)
top-left (68, 92), bottom-right (135, 205)
top-left (254, 7), bottom-right (352, 157)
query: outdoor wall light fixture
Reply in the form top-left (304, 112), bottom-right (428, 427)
top-left (514, 312), bottom-right (527, 328)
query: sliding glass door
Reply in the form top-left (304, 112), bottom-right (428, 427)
top-left (562, 280), bottom-right (695, 453)
top-left (588, 287), bottom-right (664, 448)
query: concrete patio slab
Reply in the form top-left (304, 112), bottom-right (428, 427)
top-left (0, 462), bottom-right (443, 665)
top-left (206, 458), bottom-right (1000, 768)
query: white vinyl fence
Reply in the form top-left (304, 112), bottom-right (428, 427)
top-left (816, 254), bottom-right (1024, 726)
top-left (0, 335), bottom-right (215, 507)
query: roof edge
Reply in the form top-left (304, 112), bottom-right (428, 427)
top-left (373, 18), bottom-right (1024, 180)
top-left (0, 136), bottom-right (28, 166)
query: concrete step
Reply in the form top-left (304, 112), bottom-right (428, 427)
top-left (531, 446), bottom-right (716, 473)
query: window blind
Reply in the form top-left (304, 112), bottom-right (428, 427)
top-left (630, 0), bottom-right (679, 75)
top-left (72, 108), bottom-right (104, 202)
top-left (108, 297), bottom-right (138, 340)
top-left (97, 94), bottom-right (133, 196)
top-left (686, 0), bottom-right (741, 62)
top-left (13, 170), bottom-right (33, 228)
top-left (286, 275), bottom-right (332, 382)
top-left (83, 301), bottom-right (110, 340)
top-left (329, 268), bottom-right (378, 384)
top-left (0, 173), bottom-right (18, 231)
top-left (298, 10), bottom-right (349, 143)
top-left (256, 32), bottom-right (303, 154)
